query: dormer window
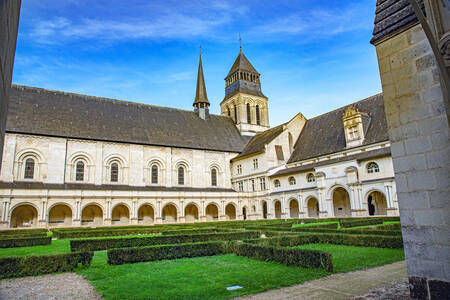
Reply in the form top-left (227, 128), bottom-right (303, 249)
top-left (347, 126), bottom-right (360, 140)
top-left (288, 176), bottom-right (296, 185)
top-left (367, 162), bottom-right (380, 174)
top-left (307, 173), bottom-right (315, 182)
top-left (274, 179), bottom-right (280, 187)
top-left (253, 159), bottom-right (258, 169)
top-left (343, 105), bottom-right (365, 148)
top-left (237, 164), bottom-right (242, 174)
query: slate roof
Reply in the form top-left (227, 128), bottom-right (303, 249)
top-left (287, 94), bottom-right (388, 164)
top-left (232, 123), bottom-right (286, 161)
top-left (370, 0), bottom-right (424, 45)
top-left (193, 54), bottom-right (209, 106)
top-left (226, 50), bottom-right (260, 77)
top-left (273, 147), bottom-right (391, 177)
top-left (6, 85), bottom-right (248, 153)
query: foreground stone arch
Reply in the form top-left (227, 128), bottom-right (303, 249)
top-left (274, 200), bottom-right (282, 219)
top-left (162, 203), bottom-right (178, 223)
top-left (205, 203), bottom-right (219, 221)
top-left (289, 198), bottom-right (299, 218)
top-left (242, 206), bottom-right (247, 220)
top-left (307, 197), bottom-right (319, 218)
top-left (48, 204), bottom-right (73, 227)
top-left (184, 203), bottom-right (199, 222)
top-left (225, 203), bottom-right (236, 220)
top-left (138, 204), bottom-right (154, 224)
top-left (112, 204), bottom-right (130, 225)
top-left (10, 204), bottom-right (38, 228)
top-left (332, 187), bottom-right (351, 217)
top-left (81, 204), bottom-right (103, 226)
top-left (367, 190), bottom-right (387, 216)
top-left (262, 201), bottom-right (268, 219)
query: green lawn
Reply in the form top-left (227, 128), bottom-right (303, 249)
top-left (77, 253), bottom-right (328, 300)
top-left (293, 244), bottom-right (405, 273)
top-left (0, 239), bottom-right (70, 257)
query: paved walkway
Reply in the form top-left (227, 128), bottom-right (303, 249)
top-left (237, 261), bottom-right (407, 300)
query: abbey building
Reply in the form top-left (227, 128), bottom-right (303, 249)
top-left (0, 49), bottom-right (399, 228)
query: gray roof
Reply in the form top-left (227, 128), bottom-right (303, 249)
top-left (226, 50), bottom-right (260, 77)
top-left (287, 94), bottom-right (389, 164)
top-left (273, 147), bottom-right (391, 177)
top-left (232, 123), bottom-right (285, 161)
top-left (7, 85), bottom-right (248, 152)
top-left (370, 0), bottom-right (424, 45)
top-left (193, 54), bottom-right (209, 106)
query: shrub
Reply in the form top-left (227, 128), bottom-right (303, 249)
top-left (0, 237), bottom-right (52, 248)
top-left (0, 252), bottom-right (93, 279)
top-left (0, 229), bottom-right (47, 235)
top-left (108, 241), bottom-right (225, 265)
top-left (258, 232), bottom-right (403, 249)
top-left (53, 228), bottom-right (163, 239)
top-left (292, 222), bottom-right (338, 230)
top-left (232, 242), bottom-right (333, 272)
top-left (339, 218), bottom-right (383, 228)
top-left (71, 231), bottom-right (260, 252)
top-left (375, 223), bottom-right (401, 230)
top-left (0, 233), bottom-right (47, 239)
top-left (292, 228), bottom-right (401, 236)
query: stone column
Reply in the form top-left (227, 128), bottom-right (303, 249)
top-left (39, 197), bottom-right (48, 227)
top-left (0, 197), bottom-right (11, 228)
top-left (200, 200), bottom-right (206, 222)
top-left (155, 199), bottom-right (162, 224)
top-left (131, 198), bottom-right (138, 225)
top-left (73, 198), bottom-right (81, 227)
top-left (179, 199), bottom-right (185, 223)
top-left (219, 200), bottom-right (226, 221)
top-left (104, 198), bottom-right (112, 226)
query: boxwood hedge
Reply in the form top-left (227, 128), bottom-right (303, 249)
top-left (292, 227), bottom-right (401, 236)
top-left (0, 252), bottom-right (93, 279)
top-left (71, 231), bottom-right (260, 252)
top-left (108, 241), bottom-right (225, 265)
top-left (339, 218), bottom-right (383, 228)
top-left (0, 237), bottom-right (52, 248)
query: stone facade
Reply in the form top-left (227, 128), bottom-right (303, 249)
top-left (374, 23), bottom-right (450, 299)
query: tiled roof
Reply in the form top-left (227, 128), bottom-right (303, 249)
top-left (226, 50), bottom-right (259, 77)
top-left (7, 85), bottom-right (248, 152)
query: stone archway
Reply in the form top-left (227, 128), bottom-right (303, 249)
top-left (225, 203), bottom-right (236, 220)
top-left (10, 204), bottom-right (38, 228)
top-left (205, 203), bottom-right (219, 221)
top-left (367, 191), bottom-right (387, 216)
top-left (307, 197), bottom-right (319, 218)
top-left (262, 201), bottom-right (268, 219)
top-left (81, 204), bottom-right (103, 226)
top-left (48, 204), bottom-right (72, 227)
top-left (274, 200), bottom-right (282, 219)
top-left (332, 187), bottom-right (351, 217)
top-left (138, 204), bottom-right (154, 224)
top-left (112, 204), bottom-right (130, 225)
top-left (184, 203), bottom-right (199, 222)
top-left (162, 204), bottom-right (178, 223)
top-left (289, 199), bottom-right (299, 218)
top-left (242, 206), bottom-right (247, 220)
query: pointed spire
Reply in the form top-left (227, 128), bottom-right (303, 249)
top-left (193, 51), bottom-right (209, 107)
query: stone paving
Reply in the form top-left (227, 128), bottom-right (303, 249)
top-left (237, 261), bottom-right (407, 300)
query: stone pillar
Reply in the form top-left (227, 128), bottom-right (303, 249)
top-left (131, 198), bottom-right (138, 225)
top-left (219, 200), bottom-right (226, 221)
top-left (0, 197), bottom-right (10, 228)
top-left (73, 198), bottom-right (81, 227)
top-left (200, 200), bottom-right (206, 222)
top-left (179, 199), bottom-right (185, 223)
top-left (372, 14), bottom-right (450, 298)
top-left (38, 198), bottom-right (48, 228)
top-left (104, 198), bottom-right (112, 225)
top-left (155, 199), bottom-right (162, 224)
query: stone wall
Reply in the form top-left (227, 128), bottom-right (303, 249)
top-left (0, 0), bottom-right (21, 172)
top-left (375, 23), bottom-right (450, 298)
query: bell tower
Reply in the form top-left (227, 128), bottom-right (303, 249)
top-left (220, 45), bottom-right (269, 136)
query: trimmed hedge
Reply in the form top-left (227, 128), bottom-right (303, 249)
top-left (258, 232), bottom-right (403, 249)
top-left (108, 241), bottom-right (225, 265)
top-left (292, 228), bottom-right (401, 236)
top-left (0, 252), bottom-right (93, 279)
top-left (71, 231), bottom-right (260, 252)
top-left (161, 228), bottom-right (237, 235)
top-left (339, 218), bottom-right (383, 228)
top-left (0, 233), bottom-right (47, 239)
top-left (375, 223), bottom-right (401, 230)
top-left (0, 237), bottom-right (52, 248)
top-left (53, 228), bottom-right (163, 239)
top-left (0, 229), bottom-right (47, 236)
top-left (232, 242), bottom-right (333, 272)
top-left (292, 222), bottom-right (338, 230)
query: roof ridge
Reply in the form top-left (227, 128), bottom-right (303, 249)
top-left (12, 84), bottom-right (228, 118)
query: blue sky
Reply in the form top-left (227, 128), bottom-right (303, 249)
top-left (13, 0), bottom-right (380, 126)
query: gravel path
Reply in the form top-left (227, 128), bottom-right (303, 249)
top-left (0, 273), bottom-right (102, 300)
top-left (349, 278), bottom-right (410, 299)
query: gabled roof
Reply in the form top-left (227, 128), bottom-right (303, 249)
top-left (370, 0), bottom-right (423, 45)
top-left (232, 123), bottom-right (286, 161)
top-left (226, 50), bottom-right (259, 77)
top-left (193, 54), bottom-right (209, 106)
top-left (7, 85), bottom-right (248, 153)
top-left (287, 94), bottom-right (388, 164)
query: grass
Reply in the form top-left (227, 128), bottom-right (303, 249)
top-left (293, 244), bottom-right (405, 273)
top-left (77, 253), bottom-right (328, 300)
top-left (291, 221), bottom-right (339, 228)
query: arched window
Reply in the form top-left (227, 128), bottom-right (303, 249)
top-left (233, 104), bottom-right (238, 123)
top-left (246, 103), bottom-right (251, 123)
top-left (110, 162), bottom-right (119, 182)
top-left (24, 158), bottom-right (35, 179)
top-left (256, 105), bottom-right (260, 125)
top-left (178, 166), bottom-right (185, 185)
top-left (367, 162), bottom-right (380, 174)
top-left (288, 176), bottom-right (296, 185)
top-left (75, 161), bottom-right (85, 181)
top-left (227, 106), bottom-right (230, 117)
top-left (151, 165), bottom-right (158, 184)
top-left (307, 173), bottom-right (315, 182)
top-left (211, 168), bottom-right (217, 186)
top-left (274, 179), bottom-right (280, 188)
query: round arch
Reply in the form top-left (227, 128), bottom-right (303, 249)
top-left (274, 200), bottom-right (282, 219)
top-left (184, 202), bottom-right (199, 222)
top-left (331, 186), bottom-right (351, 217)
top-left (242, 206), bottom-right (248, 220)
top-left (48, 203), bottom-right (73, 227)
top-left (81, 203), bottom-right (103, 226)
top-left (261, 200), bottom-right (268, 219)
top-left (225, 203), bottom-right (236, 220)
top-left (162, 203), bottom-right (178, 223)
top-left (68, 151), bottom-right (94, 165)
top-left (205, 202), bottom-right (219, 221)
top-left (10, 203), bottom-right (39, 228)
top-left (111, 203), bottom-right (130, 225)
top-left (138, 203), bottom-right (155, 224)
top-left (366, 190), bottom-right (387, 216)
top-left (289, 198), bottom-right (299, 218)
top-left (306, 197), bottom-right (319, 218)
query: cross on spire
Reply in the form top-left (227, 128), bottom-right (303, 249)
top-left (239, 33), bottom-right (242, 51)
